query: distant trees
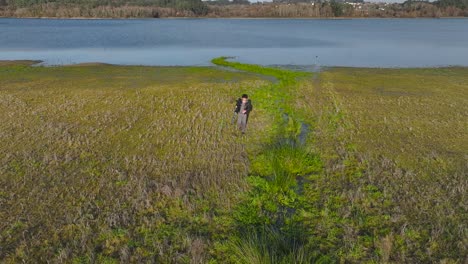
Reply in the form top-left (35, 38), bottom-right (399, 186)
top-left (330, 1), bottom-right (343, 16)
top-left (232, 0), bottom-right (250, 4)
top-left (174, 0), bottom-right (208, 14)
top-left (400, 0), bottom-right (467, 16)
top-left (435, 0), bottom-right (468, 9)
top-left (4, 0), bottom-right (209, 15)
top-left (0, 0), bottom-right (467, 17)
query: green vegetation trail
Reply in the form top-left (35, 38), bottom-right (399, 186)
top-left (211, 57), bottom-right (323, 262)
top-left (210, 57), bottom-right (425, 264)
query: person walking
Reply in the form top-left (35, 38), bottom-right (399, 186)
top-left (234, 94), bottom-right (253, 134)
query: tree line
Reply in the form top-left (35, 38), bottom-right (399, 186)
top-left (0, 0), bottom-right (467, 18)
top-left (0, 0), bottom-right (208, 17)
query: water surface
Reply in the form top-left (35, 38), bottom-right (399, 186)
top-left (1, 18), bottom-right (468, 67)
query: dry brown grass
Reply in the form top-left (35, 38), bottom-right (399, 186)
top-left (0, 63), bottom-right (272, 262)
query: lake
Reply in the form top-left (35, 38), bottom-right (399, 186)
top-left (1, 18), bottom-right (468, 67)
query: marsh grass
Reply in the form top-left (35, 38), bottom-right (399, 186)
top-left (1, 59), bottom-right (466, 263)
top-left (293, 67), bottom-right (467, 262)
top-left (0, 62), bottom-right (273, 262)
top-left (212, 58), bottom-right (466, 263)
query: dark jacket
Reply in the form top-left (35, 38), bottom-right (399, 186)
top-left (234, 98), bottom-right (253, 114)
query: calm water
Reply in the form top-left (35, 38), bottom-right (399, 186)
top-left (1, 18), bottom-right (468, 67)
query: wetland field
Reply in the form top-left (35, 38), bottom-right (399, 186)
top-left (0, 59), bottom-right (466, 263)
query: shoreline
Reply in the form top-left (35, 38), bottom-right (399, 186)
top-left (1, 16), bottom-right (468, 20)
top-left (1, 59), bottom-right (467, 70)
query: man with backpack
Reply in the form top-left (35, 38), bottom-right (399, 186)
top-left (234, 94), bottom-right (253, 134)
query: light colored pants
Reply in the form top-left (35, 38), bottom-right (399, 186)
top-left (237, 113), bottom-right (248, 133)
